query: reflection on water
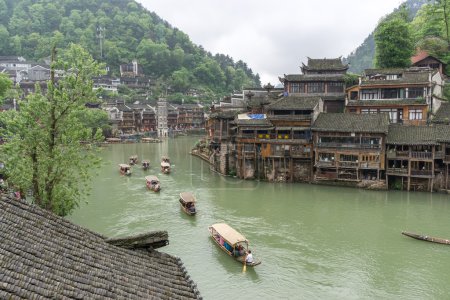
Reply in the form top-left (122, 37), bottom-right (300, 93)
top-left (69, 137), bottom-right (450, 299)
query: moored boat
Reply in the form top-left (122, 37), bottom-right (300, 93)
top-left (119, 164), bottom-right (132, 176)
top-left (161, 156), bottom-right (171, 174)
top-left (401, 231), bottom-right (450, 245)
top-left (142, 160), bottom-right (150, 170)
top-left (208, 223), bottom-right (261, 267)
top-left (145, 175), bottom-right (161, 192)
top-left (129, 155), bottom-right (138, 165)
top-left (179, 192), bottom-right (197, 215)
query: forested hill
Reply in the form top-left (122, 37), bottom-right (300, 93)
top-left (344, 0), bottom-right (428, 74)
top-left (0, 0), bottom-right (261, 95)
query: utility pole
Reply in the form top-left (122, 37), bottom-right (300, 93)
top-left (96, 26), bottom-right (104, 59)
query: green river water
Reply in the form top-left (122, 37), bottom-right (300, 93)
top-left (69, 136), bottom-right (450, 300)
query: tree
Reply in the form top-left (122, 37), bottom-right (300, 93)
top-left (0, 73), bottom-right (12, 104)
top-left (374, 15), bottom-right (414, 68)
top-left (0, 44), bottom-right (104, 216)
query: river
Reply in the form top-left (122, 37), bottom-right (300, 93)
top-left (69, 136), bottom-right (450, 299)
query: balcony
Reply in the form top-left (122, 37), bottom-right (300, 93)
top-left (411, 151), bottom-right (432, 160)
top-left (410, 169), bottom-right (433, 177)
top-left (386, 168), bottom-right (408, 175)
top-left (338, 161), bottom-right (359, 168)
top-left (316, 160), bottom-right (336, 167)
top-left (317, 142), bottom-right (381, 150)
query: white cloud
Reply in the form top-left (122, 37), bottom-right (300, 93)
top-left (137, 0), bottom-right (404, 85)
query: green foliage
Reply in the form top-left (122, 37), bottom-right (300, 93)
top-left (345, 0), bottom-right (429, 73)
top-left (0, 73), bottom-right (13, 103)
top-left (0, 44), bottom-right (104, 216)
top-left (374, 15), bottom-right (414, 68)
top-left (0, 0), bottom-right (260, 95)
top-left (443, 83), bottom-right (450, 100)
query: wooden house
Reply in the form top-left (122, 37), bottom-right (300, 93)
top-left (280, 57), bottom-right (348, 113)
top-left (386, 125), bottom-right (450, 192)
top-left (346, 67), bottom-right (445, 124)
top-left (235, 96), bottom-right (322, 182)
top-left (411, 50), bottom-right (446, 75)
top-left (312, 113), bottom-right (389, 183)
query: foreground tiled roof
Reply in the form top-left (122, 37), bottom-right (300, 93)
top-left (312, 113), bottom-right (389, 133)
top-left (0, 196), bottom-right (201, 299)
top-left (267, 96), bottom-right (320, 110)
top-left (387, 124), bottom-right (450, 145)
top-left (432, 102), bottom-right (450, 124)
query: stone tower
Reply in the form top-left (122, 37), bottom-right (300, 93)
top-left (157, 98), bottom-right (168, 137)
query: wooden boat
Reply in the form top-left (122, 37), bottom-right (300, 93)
top-left (145, 175), bottom-right (161, 192)
top-left (129, 155), bottom-right (138, 165)
top-left (161, 156), bottom-right (171, 174)
top-left (179, 192), bottom-right (197, 215)
top-left (401, 231), bottom-right (450, 245)
top-left (119, 164), bottom-right (131, 176)
top-left (141, 137), bottom-right (162, 143)
top-left (142, 160), bottom-right (150, 170)
top-left (208, 223), bottom-right (261, 267)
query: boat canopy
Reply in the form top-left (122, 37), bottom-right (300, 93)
top-left (210, 223), bottom-right (248, 245)
top-left (180, 192), bottom-right (196, 203)
top-left (161, 162), bottom-right (170, 167)
top-left (145, 175), bottom-right (159, 183)
top-left (119, 164), bottom-right (131, 169)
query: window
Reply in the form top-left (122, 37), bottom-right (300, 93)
top-left (409, 109), bottom-right (423, 120)
top-left (328, 82), bottom-right (344, 93)
top-left (380, 108), bottom-right (399, 123)
top-left (386, 74), bottom-right (398, 80)
top-left (361, 89), bottom-right (378, 100)
top-left (361, 108), bottom-right (378, 114)
top-left (381, 88), bottom-right (401, 99)
top-left (408, 88), bottom-right (424, 99)
top-left (340, 154), bottom-right (358, 162)
top-left (289, 82), bottom-right (304, 93)
top-left (308, 82), bottom-right (325, 93)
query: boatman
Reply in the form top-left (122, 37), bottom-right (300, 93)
top-left (246, 250), bottom-right (253, 263)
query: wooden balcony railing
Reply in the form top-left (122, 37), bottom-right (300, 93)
top-left (411, 152), bottom-right (432, 160)
top-left (338, 161), bottom-right (359, 168)
top-left (386, 168), bottom-right (408, 175)
top-left (410, 170), bottom-right (433, 176)
top-left (317, 142), bottom-right (381, 149)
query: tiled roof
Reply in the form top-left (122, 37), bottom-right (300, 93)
top-left (283, 74), bottom-right (345, 82)
top-left (362, 68), bottom-right (434, 86)
top-left (432, 102), bottom-right (450, 124)
top-left (346, 99), bottom-right (427, 107)
top-left (209, 109), bottom-right (242, 119)
top-left (0, 196), bottom-right (201, 299)
top-left (234, 118), bottom-right (273, 126)
top-left (267, 96), bottom-right (320, 110)
top-left (387, 124), bottom-right (450, 145)
top-left (364, 68), bottom-right (404, 76)
top-left (303, 58), bottom-right (348, 70)
top-left (312, 113), bottom-right (389, 133)
top-left (411, 50), bottom-right (445, 65)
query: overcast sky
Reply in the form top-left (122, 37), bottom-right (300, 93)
top-left (137, 0), bottom-right (404, 86)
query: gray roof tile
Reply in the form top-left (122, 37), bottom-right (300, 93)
top-left (267, 96), bottom-right (320, 110)
top-left (0, 196), bottom-right (201, 299)
top-left (312, 113), bottom-right (389, 133)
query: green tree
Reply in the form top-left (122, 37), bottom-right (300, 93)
top-left (374, 15), bottom-right (414, 68)
top-left (0, 44), bottom-right (104, 216)
top-left (0, 73), bottom-right (12, 104)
